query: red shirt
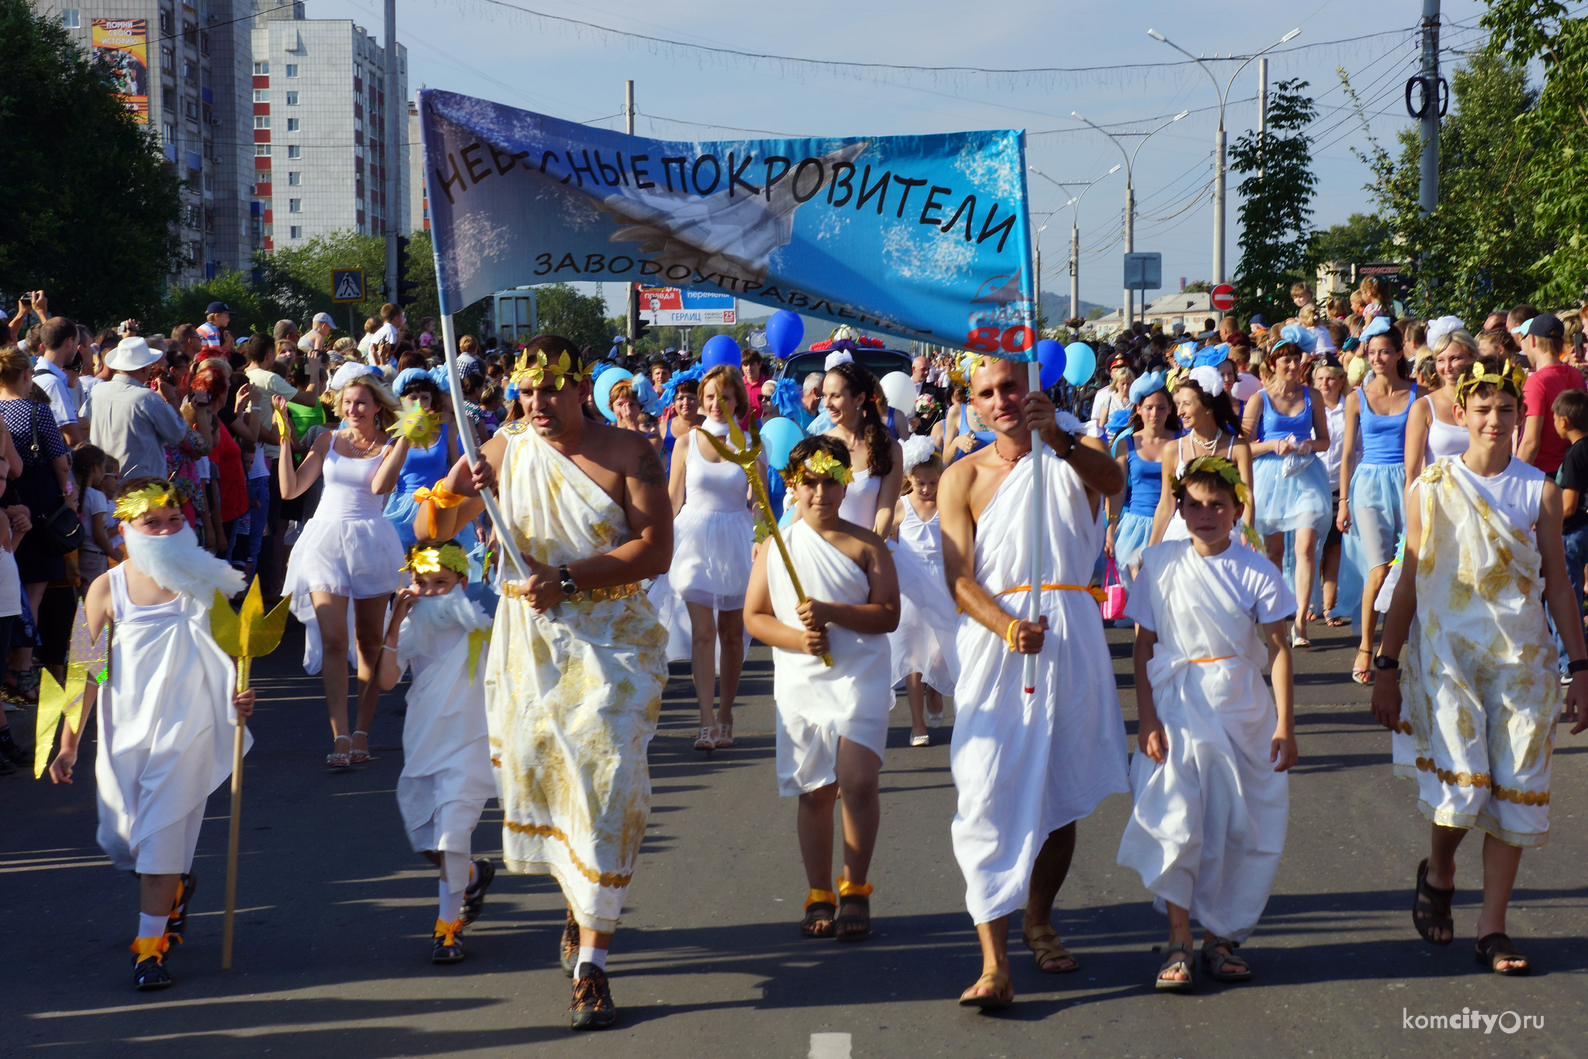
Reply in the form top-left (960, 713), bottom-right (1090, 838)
top-left (1523, 361), bottom-right (1587, 474)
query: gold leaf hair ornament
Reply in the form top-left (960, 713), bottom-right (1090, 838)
top-left (1170, 454), bottom-right (1251, 507)
top-left (402, 543), bottom-right (471, 578)
top-left (113, 483), bottom-right (180, 521)
top-left (1454, 361), bottom-right (1527, 406)
top-left (786, 448), bottom-right (854, 487)
top-left (509, 349), bottom-right (590, 391)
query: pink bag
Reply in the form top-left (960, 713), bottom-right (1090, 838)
top-left (1099, 559), bottom-right (1129, 621)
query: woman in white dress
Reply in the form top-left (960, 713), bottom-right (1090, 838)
top-left (275, 365), bottom-right (407, 767)
top-left (1090, 354), bottom-right (1136, 436)
top-left (666, 365), bottom-right (761, 752)
top-left (1311, 355), bottom-right (1355, 627)
top-left (1403, 324), bottom-right (1476, 480)
top-left (1149, 367), bottom-right (1254, 548)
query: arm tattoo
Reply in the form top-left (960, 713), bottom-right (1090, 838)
top-left (635, 448), bottom-right (666, 486)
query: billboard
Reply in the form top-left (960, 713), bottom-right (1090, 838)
top-left (638, 286), bottom-right (736, 326)
top-left (92, 19), bottom-right (149, 121)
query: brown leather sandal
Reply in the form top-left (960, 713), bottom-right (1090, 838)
top-left (1413, 858), bottom-right (1455, 946)
top-left (800, 889), bottom-right (836, 938)
top-left (1021, 922), bottom-right (1079, 973)
top-left (957, 969), bottom-right (1013, 1008)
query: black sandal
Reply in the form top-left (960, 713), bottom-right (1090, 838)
top-left (1155, 942), bottom-right (1195, 992)
top-left (1201, 935), bottom-right (1252, 982)
top-left (834, 894), bottom-right (870, 942)
top-left (800, 890), bottom-right (836, 938)
top-left (1413, 858), bottom-right (1455, 946)
top-left (1475, 932), bottom-right (1531, 975)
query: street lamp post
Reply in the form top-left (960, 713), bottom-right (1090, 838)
top-left (1147, 26), bottom-right (1300, 290)
top-left (1029, 163), bottom-right (1120, 323)
top-left (1070, 111), bottom-right (1188, 331)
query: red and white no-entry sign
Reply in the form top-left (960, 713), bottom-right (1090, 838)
top-left (1210, 283), bottom-right (1236, 312)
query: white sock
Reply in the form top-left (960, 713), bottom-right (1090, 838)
top-left (575, 945), bottom-right (607, 978)
top-left (138, 912), bottom-right (168, 940)
top-left (438, 880), bottom-right (464, 924)
top-left (440, 851), bottom-right (470, 894)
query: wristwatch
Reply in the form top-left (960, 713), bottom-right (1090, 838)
top-left (557, 564), bottom-right (578, 597)
top-left (1374, 654), bottom-right (1400, 671)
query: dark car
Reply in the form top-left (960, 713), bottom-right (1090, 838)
top-left (777, 347), bottom-right (912, 383)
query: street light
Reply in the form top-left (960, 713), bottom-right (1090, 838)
top-left (1028, 207), bottom-right (1062, 331)
top-left (1029, 163), bottom-right (1120, 322)
top-left (1147, 26), bottom-right (1300, 292)
top-left (1070, 110), bottom-right (1188, 329)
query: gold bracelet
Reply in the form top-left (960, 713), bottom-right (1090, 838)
top-left (1004, 618), bottom-right (1020, 652)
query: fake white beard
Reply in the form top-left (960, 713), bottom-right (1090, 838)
top-left (122, 523), bottom-right (246, 605)
top-left (700, 416), bottom-right (732, 437)
top-left (396, 588), bottom-right (490, 658)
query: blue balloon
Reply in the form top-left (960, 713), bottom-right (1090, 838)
top-left (593, 369), bottom-right (633, 424)
top-left (759, 416), bottom-right (806, 471)
top-left (765, 310), bottom-right (804, 357)
top-left (1062, 341), bottom-right (1096, 387)
top-left (701, 334), bottom-right (741, 371)
top-left (631, 374), bottom-right (662, 416)
top-left (1036, 339), bottom-right (1066, 390)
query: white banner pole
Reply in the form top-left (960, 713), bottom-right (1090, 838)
top-left (1022, 358), bottom-right (1044, 696)
top-left (439, 313), bottom-right (528, 582)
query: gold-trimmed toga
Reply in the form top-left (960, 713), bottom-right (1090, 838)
top-left (485, 424), bottom-right (668, 931)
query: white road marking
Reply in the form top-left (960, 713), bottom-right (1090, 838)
top-left (809, 1032), bottom-right (852, 1059)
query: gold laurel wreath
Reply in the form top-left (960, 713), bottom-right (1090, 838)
top-left (1170, 454), bottom-right (1251, 506)
top-left (402, 543), bottom-right (470, 578)
top-left (785, 449), bottom-right (854, 487)
top-left (509, 349), bottom-right (591, 391)
top-left (1454, 362), bottom-right (1527, 405)
top-left (113, 483), bottom-right (179, 521)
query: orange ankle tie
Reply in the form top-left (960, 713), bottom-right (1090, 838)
top-left (130, 935), bottom-right (170, 961)
top-left (838, 879), bottom-right (874, 898)
top-left (434, 918), bottom-right (463, 945)
top-left (805, 888), bottom-right (837, 908)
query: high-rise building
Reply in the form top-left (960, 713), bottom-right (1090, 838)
top-left (250, 3), bottom-right (408, 252)
top-left (42, 0), bottom-right (255, 284)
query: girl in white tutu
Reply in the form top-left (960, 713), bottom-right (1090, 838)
top-left (1241, 329), bottom-right (1332, 647)
top-left (1107, 372), bottom-right (1176, 588)
top-left (275, 364), bottom-right (407, 767)
top-left (893, 439), bottom-right (948, 745)
top-left (1336, 317), bottom-right (1416, 685)
top-left (663, 365), bottom-right (761, 752)
top-left (1150, 368), bottom-right (1254, 548)
top-left (820, 361), bottom-right (959, 715)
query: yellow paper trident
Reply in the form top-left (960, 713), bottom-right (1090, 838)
top-left (208, 577), bottom-right (289, 971)
top-left (34, 663), bottom-right (90, 779)
top-left (701, 418), bottom-right (832, 667)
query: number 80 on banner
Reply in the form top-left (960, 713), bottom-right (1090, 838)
top-left (964, 325), bottom-right (1037, 354)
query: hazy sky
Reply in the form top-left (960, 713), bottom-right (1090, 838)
top-left (312, 0), bottom-right (1493, 311)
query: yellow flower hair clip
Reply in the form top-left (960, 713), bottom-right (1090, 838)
top-left (1171, 454), bottom-right (1251, 506)
top-left (787, 449), bottom-right (854, 487)
top-left (1454, 361), bottom-right (1528, 406)
top-left (396, 406), bottom-right (441, 447)
top-left (402, 543), bottom-right (470, 578)
top-left (509, 349), bottom-right (591, 391)
top-left (114, 483), bottom-right (180, 521)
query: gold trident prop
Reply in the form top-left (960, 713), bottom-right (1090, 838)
top-left (208, 578), bottom-right (290, 970)
top-left (701, 418), bottom-right (832, 667)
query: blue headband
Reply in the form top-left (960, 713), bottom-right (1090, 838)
top-left (1359, 316), bottom-right (1393, 341)
top-left (1192, 344), bottom-right (1229, 369)
top-left (1277, 323), bottom-right (1316, 354)
top-left (1128, 371), bottom-right (1165, 405)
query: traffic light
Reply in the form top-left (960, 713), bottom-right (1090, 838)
top-left (394, 235), bottom-right (420, 306)
top-left (634, 317), bottom-right (651, 344)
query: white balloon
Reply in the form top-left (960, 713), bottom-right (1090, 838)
top-left (880, 371), bottom-right (917, 418)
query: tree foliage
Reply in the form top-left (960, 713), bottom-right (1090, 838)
top-left (1357, 51), bottom-right (1543, 322)
top-left (0, 0), bottom-right (183, 328)
top-left (1306, 213), bottom-right (1393, 273)
top-left (532, 284), bottom-right (610, 353)
top-left (1230, 79), bottom-right (1319, 322)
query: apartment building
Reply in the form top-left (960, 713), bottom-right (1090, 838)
top-left (42, 0), bottom-right (255, 284)
top-left (407, 99), bottom-right (430, 234)
top-left (250, 4), bottom-right (408, 251)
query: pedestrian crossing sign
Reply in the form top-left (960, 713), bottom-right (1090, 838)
top-left (331, 268), bottom-right (366, 304)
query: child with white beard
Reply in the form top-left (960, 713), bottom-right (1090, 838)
top-left (47, 477), bottom-right (253, 992)
top-left (375, 541), bottom-right (497, 964)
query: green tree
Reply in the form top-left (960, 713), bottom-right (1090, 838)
top-left (1229, 78), bottom-right (1319, 321)
top-left (1357, 52), bottom-right (1542, 321)
top-left (0, 0), bottom-right (183, 328)
top-left (153, 269), bottom-right (286, 339)
top-left (535, 284), bottom-right (610, 352)
top-left (1307, 213), bottom-right (1393, 272)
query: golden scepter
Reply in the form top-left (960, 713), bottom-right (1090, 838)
top-left (208, 578), bottom-right (290, 970)
top-left (701, 418), bottom-right (831, 667)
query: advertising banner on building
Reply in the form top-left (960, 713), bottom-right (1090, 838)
top-left (92, 19), bottom-right (149, 121)
top-left (638, 286), bottom-right (737, 326)
top-left (417, 89), bottom-right (1037, 355)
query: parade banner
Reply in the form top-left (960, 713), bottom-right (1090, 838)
top-left (417, 89), bottom-right (1037, 355)
top-left (91, 19), bottom-right (149, 121)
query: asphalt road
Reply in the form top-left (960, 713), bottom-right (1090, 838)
top-left (9, 614), bottom-right (1587, 1059)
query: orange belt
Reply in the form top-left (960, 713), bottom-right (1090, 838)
top-left (995, 582), bottom-right (1108, 604)
top-left (1185, 655), bottom-right (1234, 664)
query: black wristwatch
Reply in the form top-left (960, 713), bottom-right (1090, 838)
top-left (558, 564), bottom-right (578, 597)
top-left (1374, 654), bottom-right (1400, 671)
top-left (1568, 658), bottom-right (1588, 675)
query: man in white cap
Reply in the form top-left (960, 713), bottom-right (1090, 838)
top-left (87, 338), bottom-right (192, 482)
top-left (299, 312), bottom-right (335, 355)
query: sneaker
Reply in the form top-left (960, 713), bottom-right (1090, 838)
top-left (132, 939), bottom-right (173, 991)
top-left (432, 919), bottom-right (466, 964)
top-left (460, 858), bottom-right (495, 925)
top-left (559, 909), bottom-right (579, 977)
top-left (167, 873), bottom-right (196, 942)
top-left (568, 965), bottom-right (618, 1030)
top-left (0, 738), bottom-right (28, 766)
